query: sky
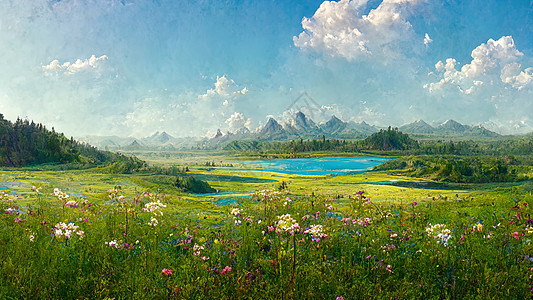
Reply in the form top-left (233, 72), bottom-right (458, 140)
top-left (1, 0), bottom-right (533, 138)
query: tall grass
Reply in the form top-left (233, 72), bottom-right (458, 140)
top-left (0, 184), bottom-right (532, 299)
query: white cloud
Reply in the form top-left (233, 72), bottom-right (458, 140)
top-left (293, 0), bottom-right (422, 61)
top-left (461, 36), bottom-right (521, 78)
top-left (483, 119), bottom-right (533, 135)
top-left (42, 55), bottom-right (108, 75)
top-left (500, 63), bottom-right (533, 90)
top-left (424, 33), bottom-right (432, 46)
top-left (225, 112), bottom-right (252, 131)
top-left (426, 36), bottom-right (533, 93)
top-left (200, 75), bottom-right (248, 101)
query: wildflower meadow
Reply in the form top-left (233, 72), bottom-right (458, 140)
top-left (1, 183), bottom-right (533, 299)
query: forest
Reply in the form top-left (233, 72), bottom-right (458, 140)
top-left (0, 114), bottom-right (120, 167)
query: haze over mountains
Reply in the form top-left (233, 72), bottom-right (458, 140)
top-left (399, 119), bottom-right (501, 138)
top-left (79, 112), bottom-right (502, 150)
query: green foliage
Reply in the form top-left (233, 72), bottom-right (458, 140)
top-left (376, 155), bottom-right (530, 183)
top-left (103, 156), bottom-right (148, 174)
top-left (0, 114), bottom-right (119, 167)
top-left (363, 127), bottom-right (419, 150)
top-left (174, 175), bottom-right (216, 193)
top-left (224, 138), bottom-right (360, 153)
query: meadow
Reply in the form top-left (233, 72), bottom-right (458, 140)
top-left (1, 156), bottom-right (533, 299)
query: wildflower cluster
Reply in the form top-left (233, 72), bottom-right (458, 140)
top-left (276, 214), bottom-right (300, 235)
top-left (0, 191), bottom-right (14, 201)
top-left (107, 187), bottom-right (125, 203)
top-left (64, 200), bottom-right (79, 208)
top-left (53, 222), bottom-right (84, 240)
top-left (193, 243), bottom-right (205, 256)
top-left (147, 217), bottom-right (159, 226)
top-left (161, 268), bottom-right (173, 276)
top-left (473, 221), bottom-right (483, 231)
top-left (105, 239), bottom-right (137, 250)
top-left (526, 226), bottom-right (533, 235)
top-left (53, 188), bottom-right (70, 202)
top-left (26, 229), bottom-right (35, 242)
top-left (426, 223), bottom-right (453, 246)
top-left (304, 224), bottom-right (328, 242)
top-left (4, 207), bottom-right (19, 215)
top-left (341, 216), bottom-right (372, 227)
top-left (143, 200), bottom-right (167, 216)
top-left (221, 266), bottom-right (232, 275)
top-left (252, 189), bottom-right (287, 202)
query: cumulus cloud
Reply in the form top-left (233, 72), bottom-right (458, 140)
top-left (426, 36), bottom-right (532, 93)
top-left (225, 112), bottom-right (252, 132)
top-left (293, 0), bottom-right (423, 61)
top-left (199, 75), bottom-right (248, 101)
top-left (42, 55), bottom-right (109, 75)
top-left (500, 63), bottom-right (533, 90)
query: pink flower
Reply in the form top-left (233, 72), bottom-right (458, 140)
top-left (161, 268), bottom-right (173, 276)
top-left (513, 232), bottom-right (520, 239)
top-left (221, 266), bottom-right (232, 275)
top-left (386, 265), bottom-right (393, 273)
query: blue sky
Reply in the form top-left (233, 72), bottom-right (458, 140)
top-left (1, 0), bottom-right (532, 137)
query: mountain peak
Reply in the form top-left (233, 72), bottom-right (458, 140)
top-left (292, 111), bottom-right (317, 130)
top-left (321, 115), bottom-right (346, 133)
top-left (214, 129), bottom-right (224, 139)
top-left (400, 120), bottom-right (435, 134)
top-left (439, 119), bottom-right (468, 132)
top-left (261, 118), bottom-right (283, 135)
top-left (329, 115), bottom-right (342, 122)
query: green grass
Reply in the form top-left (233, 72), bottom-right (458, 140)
top-left (1, 164), bottom-right (533, 298)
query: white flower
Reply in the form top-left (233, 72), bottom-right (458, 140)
top-left (304, 224), bottom-right (328, 238)
top-left (143, 201), bottom-right (167, 216)
top-left (276, 214), bottom-right (300, 234)
top-left (231, 208), bottom-right (241, 216)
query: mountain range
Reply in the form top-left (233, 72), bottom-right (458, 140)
top-left (80, 131), bottom-right (200, 151)
top-left (208, 112), bottom-right (381, 146)
top-left (79, 113), bottom-right (501, 150)
top-left (399, 119), bottom-right (500, 138)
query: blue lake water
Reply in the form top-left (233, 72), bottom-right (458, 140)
top-left (236, 156), bottom-right (393, 176)
top-left (198, 156), bottom-right (394, 206)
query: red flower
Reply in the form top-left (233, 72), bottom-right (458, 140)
top-left (221, 266), bottom-right (232, 275)
top-left (161, 268), bottom-right (173, 276)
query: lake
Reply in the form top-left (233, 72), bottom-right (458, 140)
top-left (236, 156), bottom-right (393, 176)
top-left (200, 156), bottom-right (394, 206)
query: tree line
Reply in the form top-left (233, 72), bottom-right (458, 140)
top-left (0, 114), bottom-right (119, 167)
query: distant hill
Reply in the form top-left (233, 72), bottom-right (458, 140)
top-left (400, 120), bottom-right (435, 134)
top-left (80, 131), bottom-right (201, 150)
top-left (400, 119), bottom-right (500, 138)
top-left (438, 120), bottom-right (468, 133)
top-left (347, 121), bottom-right (380, 137)
top-left (0, 114), bottom-right (120, 167)
top-left (320, 115), bottom-right (346, 134)
top-left (142, 131), bottom-right (174, 145)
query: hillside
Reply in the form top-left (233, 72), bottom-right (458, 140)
top-left (0, 114), bottom-right (120, 167)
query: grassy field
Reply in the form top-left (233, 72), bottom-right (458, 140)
top-left (1, 154), bottom-right (533, 298)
